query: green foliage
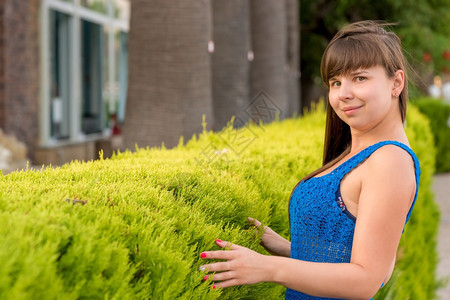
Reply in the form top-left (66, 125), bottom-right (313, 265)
top-left (0, 105), bottom-right (439, 299)
top-left (412, 98), bottom-right (450, 173)
top-left (300, 0), bottom-right (450, 83)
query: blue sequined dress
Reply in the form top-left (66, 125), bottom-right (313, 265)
top-left (285, 141), bottom-right (420, 299)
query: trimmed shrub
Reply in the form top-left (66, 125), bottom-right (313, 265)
top-left (0, 104), bottom-right (439, 299)
top-left (412, 97), bottom-right (450, 173)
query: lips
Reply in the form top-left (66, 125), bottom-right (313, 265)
top-left (342, 105), bottom-right (363, 115)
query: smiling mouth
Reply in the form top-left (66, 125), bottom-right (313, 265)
top-left (342, 106), bottom-right (362, 115)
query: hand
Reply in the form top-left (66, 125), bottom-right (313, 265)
top-left (199, 239), bottom-right (271, 288)
top-left (248, 217), bottom-right (291, 257)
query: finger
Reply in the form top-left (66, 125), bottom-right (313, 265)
top-left (205, 271), bottom-right (234, 282)
top-left (199, 261), bottom-right (230, 273)
top-left (200, 249), bottom-right (235, 260)
top-left (215, 239), bottom-right (242, 250)
top-left (248, 217), bottom-right (262, 228)
top-left (213, 278), bottom-right (241, 289)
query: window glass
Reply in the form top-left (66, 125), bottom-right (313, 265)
top-left (50, 10), bottom-right (71, 140)
top-left (102, 25), bottom-right (112, 124)
top-left (116, 30), bottom-right (128, 123)
top-left (114, 0), bottom-right (130, 20)
top-left (81, 20), bottom-right (105, 134)
top-left (80, 0), bottom-right (107, 14)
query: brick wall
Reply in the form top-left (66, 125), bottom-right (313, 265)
top-left (0, 2), bottom-right (6, 129)
top-left (0, 0), bottom-right (40, 162)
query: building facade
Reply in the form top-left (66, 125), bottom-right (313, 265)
top-left (0, 0), bottom-right (299, 166)
top-left (0, 0), bottom-right (129, 165)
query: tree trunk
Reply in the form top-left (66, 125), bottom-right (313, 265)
top-left (285, 0), bottom-right (300, 116)
top-left (249, 0), bottom-right (288, 121)
top-left (211, 0), bottom-right (251, 130)
top-left (123, 0), bottom-right (214, 150)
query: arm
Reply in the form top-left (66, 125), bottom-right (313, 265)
top-left (248, 217), bottom-right (291, 257)
top-left (200, 146), bottom-right (416, 299)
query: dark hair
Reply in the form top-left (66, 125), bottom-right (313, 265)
top-left (303, 20), bottom-right (409, 181)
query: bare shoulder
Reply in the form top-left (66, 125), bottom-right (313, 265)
top-left (367, 144), bottom-right (415, 171)
top-left (363, 144), bottom-right (416, 190)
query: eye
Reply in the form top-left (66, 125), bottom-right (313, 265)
top-left (330, 81), bottom-right (341, 87)
top-left (355, 76), bottom-right (366, 82)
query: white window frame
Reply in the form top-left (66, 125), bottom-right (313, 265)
top-left (40, 0), bottom-right (129, 146)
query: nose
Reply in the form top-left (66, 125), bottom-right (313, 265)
top-left (338, 81), bottom-right (353, 100)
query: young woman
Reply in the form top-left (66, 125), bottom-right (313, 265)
top-left (199, 20), bottom-right (420, 299)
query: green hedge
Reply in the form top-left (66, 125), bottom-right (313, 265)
top-left (0, 105), bottom-right (439, 299)
top-left (412, 97), bottom-right (450, 173)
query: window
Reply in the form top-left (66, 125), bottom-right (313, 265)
top-left (81, 0), bottom-right (107, 14)
top-left (41, 0), bottom-right (129, 144)
top-left (81, 19), bottom-right (104, 134)
top-left (50, 10), bottom-right (72, 139)
top-left (116, 30), bottom-right (128, 123)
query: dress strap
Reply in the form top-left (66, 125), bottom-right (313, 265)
top-left (334, 140), bottom-right (421, 223)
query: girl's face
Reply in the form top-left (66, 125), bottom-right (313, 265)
top-left (327, 65), bottom-right (404, 132)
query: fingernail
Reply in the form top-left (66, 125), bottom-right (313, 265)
top-left (200, 252), bottom-right (207, 258)
top-left (203, 275), bottom-right (208, 281)
top-left (199, 266), bottom-right (206, 272)
top-left (212, 285), bottom-right (216, 290)
top-left (215, 239), bottom-right (222, 243)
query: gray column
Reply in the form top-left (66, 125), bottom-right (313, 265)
top-left (123, 0), bottom-right (214, 149)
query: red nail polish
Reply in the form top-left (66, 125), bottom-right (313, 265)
top-left (203, 275), bottom-right (208, 281)
top-left (215, 239), bottom-right (222, 243)
top-left (200, 252), bottom-right (207, 258)
top-left (212, 285), bottom-right (216, 289)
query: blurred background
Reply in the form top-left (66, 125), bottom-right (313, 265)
top-left (0, 0), bottom-right (448, 170)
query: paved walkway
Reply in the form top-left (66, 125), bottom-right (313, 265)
top-left (434, 173), bottom-right (450, 300)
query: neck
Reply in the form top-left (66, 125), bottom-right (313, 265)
top-left (349, 113), bottom-right (408, 153)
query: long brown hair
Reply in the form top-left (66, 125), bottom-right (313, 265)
top-left (301, 20), bottom-right (410, 182)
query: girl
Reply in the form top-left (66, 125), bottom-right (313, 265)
top-left (199, 20), bottom-right (420, 300)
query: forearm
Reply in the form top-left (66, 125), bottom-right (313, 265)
top-left (263, 255), bottom-right (381, 299)
top-left (260, 227), bottom-right (291, 257)
top-left (266, 236), bottom-right (291, 257)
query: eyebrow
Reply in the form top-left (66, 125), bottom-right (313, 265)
top-left (328, 70), bottom-right (370, 82)
top-left (349, 70), bottom-right (369, 76)
top-left (328, 76), bottom-right (338, 82)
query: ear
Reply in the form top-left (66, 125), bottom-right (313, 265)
top-left (392, 70), bottom-right (405, 98)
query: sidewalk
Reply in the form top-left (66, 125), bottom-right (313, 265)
top-left (434, 173), bottom-right (450, 300)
